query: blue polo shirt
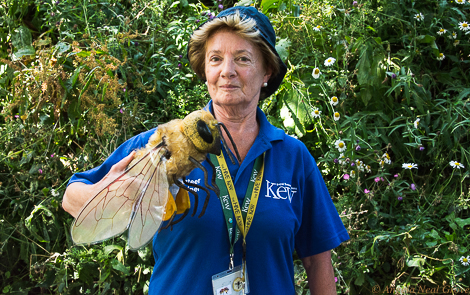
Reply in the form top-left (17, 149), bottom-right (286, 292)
top-left (68, 102), bottom-right (349, 294)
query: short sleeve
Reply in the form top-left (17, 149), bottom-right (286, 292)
top-left (294, 162), bottom-right (349, 258)
top-left (67, 128), bottom-right (157, 186)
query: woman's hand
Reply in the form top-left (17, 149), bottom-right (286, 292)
top-left (62, 152), bottom-right (136, 218)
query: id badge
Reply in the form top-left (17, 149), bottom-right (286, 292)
top-left (212, 264), bottom-right (250, 295)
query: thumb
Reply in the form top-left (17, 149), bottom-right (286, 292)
top-left (111, 151), bottom-right (136, 172)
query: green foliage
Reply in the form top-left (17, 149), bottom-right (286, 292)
top-left (1, 0), bottom-right (469, 293)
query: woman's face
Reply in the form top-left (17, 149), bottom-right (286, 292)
top-left (204, 30), bottom-right (271, 109)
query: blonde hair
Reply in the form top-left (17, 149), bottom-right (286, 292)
top-left (188, 11), bottom-right (280, 99)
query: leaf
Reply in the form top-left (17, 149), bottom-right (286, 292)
top-left (275, 38), bottom-right (291, 62)
top-left (407, 257), bottom-right (425, 267)
top-left (455, 218), bottom-right (470, 228)
top-left (55, 42), bottom-right (71, 55)
top-left (12, 46), bottom-right (35, 61)
top-left (261, 0), bottom-right (278, 13)
top-left (111, 259), bottom-right (130, 275)
top-left (354, 273), bottom-right (365, 286)
top-left (356, 43), bottom-right (371, 86)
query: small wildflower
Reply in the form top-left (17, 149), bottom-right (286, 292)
top-left (51, 189), bottom-right (60, 197)
top-left (120, 109), bottom-right (124, 114)
top-left (437, 53), bottom-right (445, 61)
top-left (39, 169), bottom-right (43, 174)
top-left (123, 88), bottom-right (126, 92)
top-left (350, 170), bottom-right (356, 178)
top-left (324, 57), bottom-right (336, 66)
top-left (330, 96), bottom-right (339, 106)
top-left (178, 63), bottom-right (182, 68)
top-left (394, 174), bottom-right (399, 178)
top-left (338, 153), bottom-right (346, 165)
top-left (414, 118), bottom-right (420, 129)
top-left (15, 115), bottom-right (19, 118)
top-left (51, 12), bottom-right (55, 16)
top-left (313, 25), bottom-right (322, 31)
top-left (459, 21), bottom-right (469, 31)
top-left (196, 19), bottom-right (200, 23)
top-left (391, 73), bottom-right (397, 79)
top-left (353, 1), bottom-right (358, 6)
top-left (312, 67), bottom-right (321, 79)
top-left (334, 112), bottom-right (340, 121)
top-left (456, 0), bottom-right (466, 3)
top-left (450, 32), bottom-right (457, 39)
top-left (355, 145), bottom-right (361, 151)
top-left (364, 189), bottom-right (370, 194)
top-left (51, 153), bottom-right (55, 158)
top-left (335, 277), bottom-right (338, 283)
top-left (343, 174), bottom-right (350, 180)
top-left (454, 40), bottom-right (460, 46)
top-left (312, 108), bottom-right (322, 118)
top-left (335, 139), bottom-right (347, 152)
top-left (179, 55), bottom-right (183, 59)
top-left (414, 13), bottom-right (424, 21)
top-left (351, 162), bottom-right (355, 167)
top-left (450, 161), bottom-right (465, 169)
top-left (382, 153), bottom-right (391, 165)
top-left (419, 146), bottom-right (425, 151)
top-left (218, 4), bottom-right (223, 9)
top-left (460, 256), bottom-right (470, 266)
top-left (365, 165), bottom-right (371, 173)
top-left (437, 28), bottom-right (447, 35)
top-left (402, 163), bottom-right (418, 169)
top-left (374, 177), bottom-right (380, 182)
top-left (411, 183), bottom-right (416, 191)
top-left (398, 196), bottom-right (403, 201)
top-left (334, 158), bottom-right (339, 163)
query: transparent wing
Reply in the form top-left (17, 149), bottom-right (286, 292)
top-left (71, 145), bottom-right (165, 246)
top-left (128, 161), bottom-right (169, 250)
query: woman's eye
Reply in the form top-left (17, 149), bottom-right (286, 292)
top-left (210, 56), bottom-right (221, 62)
top-left (238, 56), bottom-right (250, 62)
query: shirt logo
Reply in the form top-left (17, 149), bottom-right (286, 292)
top-left (185, 178), bottom-right (201, 192)
top-left (265, 180), bottom-right (297, 203)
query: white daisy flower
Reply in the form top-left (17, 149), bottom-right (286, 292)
top-left (450, 161), bottom-right (465, 169)
top-left (335, 139), bottom-right (347, 152)
top-left (402, 163), bottom-right (418, 169)
top-left (334, 112), bottom-right (340, 121)
top-left (414, 118), bottom-right (420, 129)
top-left (365, 165), bottom-right (371, 173)
top-left (459, 21), bottom-right (469, 31)
top-left (456, 0), bottom-right (466, 4)
top-left (379, 159), bottom-right (385, 168)
top-left (312, 67), bottom-right (322, 79)
top-left (312, 108), bottom-right (322, 118)
top-left (313, 25), bottom-right (322, 31)
top-left (382, 153), bottom-right (391, 165)
top-left (437, 53), bottom-right (445, 61)
top-left (414, 13), bottom-right (424, 21)
top-left (51, 189), bottom-right (60, 197)
top-left (338, 153), bottom-right (346, 165)
top-left (437, 28), bottom-right (447, 35)
top-left (356, 160), bottom-right (365, 172)
top-left (330, 96), bottom-right (339, 106)
top-left (324, 57), bottom-right (336, 67)
top-left (450, 32), bottom-right (457, 39)
top-left (460, 256), bottom-right (470, 266)
top-left (350, 170), bottom-right (356, 178)
top-left (454, 40), bottom-right (460, 46)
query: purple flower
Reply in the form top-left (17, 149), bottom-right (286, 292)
top-left (419, 146), bottom-right (425, 151)
top-left (343, 174), bottom-right (350, 180)
top-left (15, 115), bottom-right (19, 118)
top-left (355, 145), bottom-right (361, 151)
top-left (39, 169), bottom-right (43, 174)
top-left (178, 63), bottom-right (182, 68)
top-left (351, 162), bottom-right (355, 166)
top-left (201, 12), bottom-right (206, 16)
top-left (374, 177), bottom-right (380, 182)
top-left (51, 153), bottom-right (55, 158)
top-left (210, 14), bottom-right (215, 19)
top-left (120, 109), bottom-right (124, 114)
top-left (218, 4), bottom-right (223, 9)
top-left (380, 177), bottom-right (384, 181)
top-left (334, 158), bottom-right (339, 163)
top-left (179, 55), bottom-right (183, 59)
top-left (353, 1), bottom-right (358, 6)
top-left (391, 73), bottom-right (397, 79)
top-left (411, 183), bottom-right (416, 191)
top-left (335, 277), bottom-right (338, 283)
top-left (196, 19), bottom-right (200, 23)
top-left (394, 174), bottom-right (399, 178)
top-left (123, 88), bottom-right (126, 92)
top-left (398, 196), bottom-right (403, 201)
top-left (51, 12), bottom-right (55, 16)
top-left (364, 189), bottom-right (370, 194)
top-left (134, 41), bottom-right (139, 46)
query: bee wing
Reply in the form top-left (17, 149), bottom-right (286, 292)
top-left (127, 160), bottom-right (169, 250)
top-left (71, 145), bottom-right (165, 246)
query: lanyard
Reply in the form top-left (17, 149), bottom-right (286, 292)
top-left (210, 152), bottom-right (265, 269)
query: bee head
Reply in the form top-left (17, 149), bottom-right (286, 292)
top-left (182, 110), bottom-right (221, 155)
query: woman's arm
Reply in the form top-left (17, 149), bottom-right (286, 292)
top-left (62, 152), bottom-right (136, 218)
top-left (301, 250), bottom-right (337, 295)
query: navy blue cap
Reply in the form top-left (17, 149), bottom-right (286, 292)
top-left (189, 6), bottom-right (287, 99)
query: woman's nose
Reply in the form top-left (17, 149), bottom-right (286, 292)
top-left (220, 59), bottom-right (236, 78)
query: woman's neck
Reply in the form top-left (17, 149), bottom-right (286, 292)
top-left (213, 104), bottom-right (259, 163)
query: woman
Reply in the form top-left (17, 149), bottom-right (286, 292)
top-left (62, 6), bottom-right (349, 294)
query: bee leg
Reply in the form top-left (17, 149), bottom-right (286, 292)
top-left (206, 155), bottom-right (220, 197)
top-left (188, 157), bottom-right (219, 217)
top-left (217, 123), bottom-right (242, 164)
top-left (166, 176), bottom-right (192, 228)
top-left (181, 177), bottom-right (211, 217)
top-left (159, 211), bottom-right (176, 232)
